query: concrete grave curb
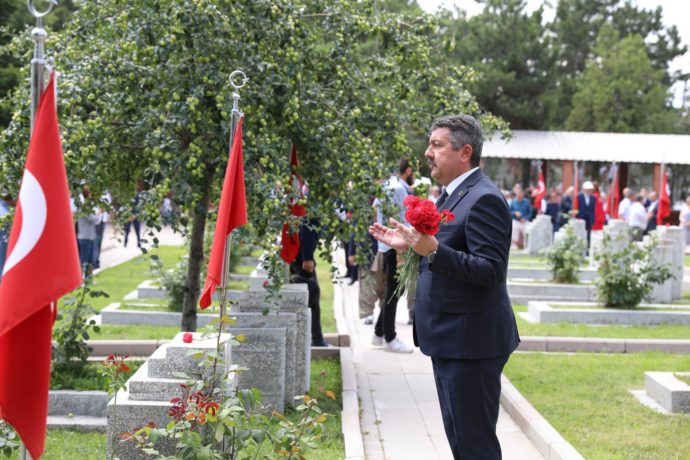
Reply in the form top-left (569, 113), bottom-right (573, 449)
top-left (501, 375), bottom-right (584, 460)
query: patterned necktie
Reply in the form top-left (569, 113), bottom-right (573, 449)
top-left (436, 189), bottom-right (449, 209)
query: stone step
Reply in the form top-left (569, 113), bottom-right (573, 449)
top-left (128, 361), bottom-right (238, 401)
top-left (146, 333), bottom-right (233, 380)
top-left (48, 415), bottom-right (106, 433)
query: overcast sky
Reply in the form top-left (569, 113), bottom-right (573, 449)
top-left (416, 0), bottom-right (690, 106)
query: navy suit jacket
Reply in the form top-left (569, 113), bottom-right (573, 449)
top-left (413, 169), bottom-right (519, 359)
top-left (576, 193), bottom-right (596, 231)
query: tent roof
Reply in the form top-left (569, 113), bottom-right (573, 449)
top-left (483, 130), bottom-right (690, 165)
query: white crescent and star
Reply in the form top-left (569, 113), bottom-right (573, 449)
top-left (2, 169), bottom-right (47, 276)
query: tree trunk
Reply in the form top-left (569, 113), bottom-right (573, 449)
top-left (181, 186), bottom-right (212, 332)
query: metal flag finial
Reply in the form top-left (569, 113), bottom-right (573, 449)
top-left (27, 0), bottom-right (58, 18)
top-left (228, 70), bottom-right (248, 90)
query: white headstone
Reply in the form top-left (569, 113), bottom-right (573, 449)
top-left (525, 214), bottom-right (554, 255)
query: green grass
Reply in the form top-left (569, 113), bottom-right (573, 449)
top-left (514, 304), bottom-right (690, 339)
top-left (95, 324), bottom-right (182, 340)
top-left (86, 246), bottom-right (187, 312)
top-left (25, 359), bottom-right (342, 459)
top-left (232, 264), bottom-right (255, 275)
top-left (8, 430), bottom-right (106, 459)
top-left (316, 254), bottom-right (336, 334)
top-left (51, 361), bottom-right (143, 391)
top-left (675, 373), bottom-right (690, 386)
top-left (505, 352), bottom-right (690, 459)
top-left (685, 254), bottom-right (689, 267)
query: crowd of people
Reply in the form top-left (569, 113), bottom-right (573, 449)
top-left (505, 180), bottom-right (678, 247)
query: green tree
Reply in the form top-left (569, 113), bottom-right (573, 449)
top-left (0, 0), bottom-right (77, 127)
top-left (439, 0), bottom-right (554, 129)
top-left (0, 0), bottom-right (507, 330)
top-left (546, 0), bottom-right (686, 128)
top-left (566, 24), bottom-right (674, 133)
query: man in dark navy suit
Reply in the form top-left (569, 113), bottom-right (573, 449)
top-left (576, 181), bottom-right (597, 245)
top-left (370, 115), bottom-right (519, 459)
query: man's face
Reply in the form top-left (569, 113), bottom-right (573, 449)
top-left (516, 189), bottom-right (524, 200)
top-left (425, 128), bottom-right (465, 186)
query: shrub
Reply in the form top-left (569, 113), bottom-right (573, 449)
top-left (543, 222), bottom-right (586, 283)
top-left (594, 230), bottom-right (672, 307)
top-left (52, 276), bottom-right (108, 385)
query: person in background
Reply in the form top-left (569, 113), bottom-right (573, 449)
top-left (509, 184), bottom-right (532, 249)
top-left (681, 196), bottom-right (690, 248)
top-left (371, 158), bottom-right (415, 353)
top-left (576, 181), bottom-right (597, 245)
top-left (617, 188), bottom-right (633, 223)
top-left (591, 181), bottom-right (606, 231)
top-left (628, 194), bottom-right (648, 241)
top-left (124, 181), bottom-right (144, 248)
top-left (544, 190), bottom-right (561, 234)
top-left (428, 185), bottom-right (441, 204)
top-left (93, 190), bottom-right (111, 269)
top-left (76, 186), bottom-right (101, 275)
top-left (559, 186), bottom-right (573, 229)
top-left (645, 191), bottom-right (659, 235)
top-left (290, 218), bottom-right (329, 348)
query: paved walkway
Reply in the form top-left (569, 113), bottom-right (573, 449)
top-left (334, 280), bottom-right (544, 460)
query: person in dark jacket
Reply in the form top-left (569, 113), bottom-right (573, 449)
top-left (290, 218), bottom-right (328, 347)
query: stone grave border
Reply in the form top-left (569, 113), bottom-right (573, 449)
top-left (508, 281), bottom-right (597, 304)
top-left (524, 301), bottom-right (690, 325)
top-left (644, 372), bottom-right (690, 413)
top-left (508, 267), bottom-right (597, 282)
top-left (46, 348), bottom-right (365, 460)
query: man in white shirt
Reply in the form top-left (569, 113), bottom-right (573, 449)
top-left (628, 195), bottom-right (648, 240)
top-left (617, 188), bottom-right (633, 223)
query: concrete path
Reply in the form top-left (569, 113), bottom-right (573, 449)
top-left (335, 281), bottom-right (544, 460)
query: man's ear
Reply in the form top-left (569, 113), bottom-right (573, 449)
top-left (460, 144), bottom-right (473, 163)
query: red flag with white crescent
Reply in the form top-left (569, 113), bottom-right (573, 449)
top-left (280, 144), bottom-right (305, 264)
top-left (0, 72), bottom-right (82, 459)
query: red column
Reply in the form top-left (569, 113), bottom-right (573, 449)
top-left (562, 160), bottom-right (573, 191)
top-left (653, 163), bottom-right (662, 194)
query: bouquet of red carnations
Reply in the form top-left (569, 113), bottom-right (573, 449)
top-left (395, 195), bottom-right (455, 299)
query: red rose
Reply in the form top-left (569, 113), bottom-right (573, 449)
top-left (182, 332), bottom-right (193, 343)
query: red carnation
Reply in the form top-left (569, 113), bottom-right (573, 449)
top-left (182, 332), bottom-right (193, 343)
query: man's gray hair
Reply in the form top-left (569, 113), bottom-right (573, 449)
top-left (430, 115), bottom-right (484, 167)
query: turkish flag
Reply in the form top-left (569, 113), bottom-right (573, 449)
top-left (657, 169), bottom-right (671, 225)
top-left (199, 118), bottom-right (247, 309)
top-left (535, 170), bottom-right (546, 212)
top-left (280, 145), bottom-right (306, 264)
top-left (0, 73), bottom-right (81, 458)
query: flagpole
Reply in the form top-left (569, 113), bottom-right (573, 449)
top-left (28, 0), bottom-right (56, 137)
top-left (18, 3), bottom-right (57, 459)
top-left (218, 70), bottom-right (248, 320)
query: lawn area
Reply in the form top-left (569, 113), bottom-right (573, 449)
top-left (505, 352), bottom-right (690, 459)
top-left (26, 359), bottom-right (343, 460)
top-left (685, 254), bottom-right (689, 267)
top-left (316, 253), bottom-right (336, 334)
top-left (675, 373), bottom-right (690, 386)
top-left (96, 324), bottom-right (182, 340)
top-left (86, 246), bottom-right (187, 311)
top-left (514, 304), bottom-right (690, 339)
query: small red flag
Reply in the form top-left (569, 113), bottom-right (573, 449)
top-left (0, 72), bottom-right (82, 459)
top-left (657, 168), bottom-right (671, 225)
top-left (608, 164), bottom-right (620, 219)
top-left (199, 118), bottom-right (247, 309)
top-left (535, 170), bottom-right (546, 211)
top-left (280, 145), bottom-right (305, 264)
